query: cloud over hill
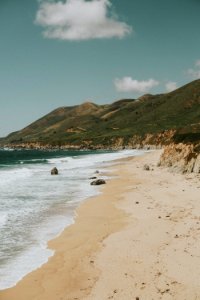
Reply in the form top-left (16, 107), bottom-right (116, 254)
top-left (35, 0), bottom-right (132, 40)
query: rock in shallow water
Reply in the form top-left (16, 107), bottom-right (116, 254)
top-left (51, 167), bottom-right (58, 175)
top-left (90, 179), bottom-right (106, 186)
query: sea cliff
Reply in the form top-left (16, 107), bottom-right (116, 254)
top-left (159, 143), bottom-right (200, 173)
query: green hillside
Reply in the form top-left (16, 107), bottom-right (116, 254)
top-left (1, 79), bottom-right (200, 147)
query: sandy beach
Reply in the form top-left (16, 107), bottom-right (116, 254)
top-left (1, 150), bottom-right (200, 300)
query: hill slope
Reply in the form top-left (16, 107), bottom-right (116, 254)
top-left (1, 80), bottom-right (200, 148)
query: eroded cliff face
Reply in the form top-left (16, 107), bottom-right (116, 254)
top-left (1, 130), bottom-right (176, 150)
top-left (127, 130), bottom-right (176, 149)
top-left (159, 143), bottom-right (200, 173)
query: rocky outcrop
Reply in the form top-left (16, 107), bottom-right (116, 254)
top-left (159, 143), bottom-right (200, 173)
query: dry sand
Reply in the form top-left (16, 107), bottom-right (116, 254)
top-left (1, 150), bottom-right (200, 300)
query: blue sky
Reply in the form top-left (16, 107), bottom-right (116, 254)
top-left (0, 0), bottom-right (200, 136)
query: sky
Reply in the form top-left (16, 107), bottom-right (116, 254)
top-left (0, 0), bottom-right (200, 137)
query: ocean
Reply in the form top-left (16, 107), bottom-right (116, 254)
top-left (0, 148), bottom-right (144, 290)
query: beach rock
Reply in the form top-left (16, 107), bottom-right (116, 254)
top-left (143, 164), bottom-right (150, 171)
top-left (89, 176), bottom-right (97, 180)
top-left (95, 170), bottom-right (100, 174)
top-left (90, 179), bottom-right (106, 186)
top-left (51, 167), bottom-right (58, 175)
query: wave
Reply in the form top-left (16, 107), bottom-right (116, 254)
top-left (0, 167), bottom-right (33, 186)
top-left (47, 149), bottom-right (144, 168)
top-left (47, 156), bottom-right (73, 164)
top-left (1, 147), bottom-right (15, 151)
top-left (19, 159), bottom-right (49, 165)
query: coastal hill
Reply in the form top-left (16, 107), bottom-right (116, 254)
top-left (1, 79), bottom-right (200, 149)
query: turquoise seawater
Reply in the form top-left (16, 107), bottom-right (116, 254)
top-left (0, 148), bottom-right (144, 289)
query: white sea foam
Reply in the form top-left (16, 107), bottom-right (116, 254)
top-left (0, 244), bottom-right (53, 290)
top-left (2, 147), bottom-right (14, 151)
top-left (0, 167), bottom-right (33, 186)
top-left (0, 213), bottom-right (8, 228)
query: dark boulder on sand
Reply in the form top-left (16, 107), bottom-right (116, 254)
top-left (143, 164), bottom-right (150, 171)
top-left (51, 167), bottom-right (58, 175)
top-left (90, 179), bottom-right (106, 186)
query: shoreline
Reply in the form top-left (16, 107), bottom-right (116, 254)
top-left (1, 150), bottom-right (200, 299)
top-left (0, 148), bottom-right (144, 291)
top-left (0, 153), bottom-right (136, 300)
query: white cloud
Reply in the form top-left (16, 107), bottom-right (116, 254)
top-left (187, 68), bottom-right (200, 79)
top-left (186, 60), bottom-right (200, 79)
top-left (35, 0), bottom-right (132, 40)
top-left (114, 77), bottom-right (159, 93)
top-left (165, 81), bottom-right (177, 92)
top-left (195, 60), bottom-right (200, 67)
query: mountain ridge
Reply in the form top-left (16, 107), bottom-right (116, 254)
top-left (1, 79), bottom-right (200, 149)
